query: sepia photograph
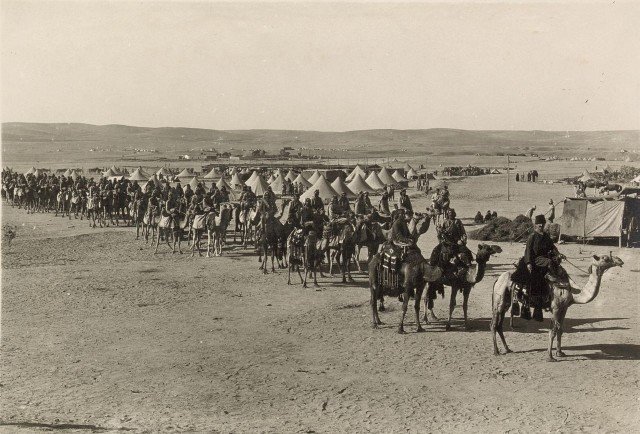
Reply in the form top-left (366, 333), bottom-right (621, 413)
top-left (1, 0), bottom-right (639, 432)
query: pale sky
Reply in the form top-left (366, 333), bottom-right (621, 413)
top-left (1, 1), bottom-right (639, 131)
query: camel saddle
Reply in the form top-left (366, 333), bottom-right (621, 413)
top-left (291, 229), bottom-right (305, 247)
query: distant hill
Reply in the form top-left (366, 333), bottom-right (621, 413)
top-left (2, 123), bottom-right (639, 157)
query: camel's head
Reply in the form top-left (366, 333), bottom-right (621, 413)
top-left (591, 254), bottom-right (624, 273)
top-left (476, 244), bottom-right (502, 262)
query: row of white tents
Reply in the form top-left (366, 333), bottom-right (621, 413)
top-left (22, 164), bottom-right (420, 202)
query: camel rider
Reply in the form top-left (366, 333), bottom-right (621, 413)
top-left (310, 189), bottom-right (324, 213)
top-left (521, 214), bottom-right (565, 321)
top-left (389, 208), bottom-right (413, 248)
top-left (263, 185), bottom-right (277, 214)
top-left (175, 182), bottom-right (184, 198)
top-left (363, 192), bottom-right (373, 212)
top-left (300, 198), bottom-right (315, 233)
top-left (354, 192), bottom-right (367, 215)
top-left (202, 192), bottom-right (215, 214)
top-left (338, 192), bottom-right (350, 214)
top-left (240, 186), bottom-right (257, 211)
top-left (219, 186), bottom-right (229, 203)
top-left (378, 191), bottom-right (390, 214)
top-left (398, 189), bottom-right (412, 213)
top-left (287, 193), bottom-right (302, 225)
top-left (329, 195), bottom-right (343, 219)
top-left (184, 184), bottom-right (194, 204)
top-left (430, 208), bottom-right (471, 278)
top-left (164, 190), bottom-right (179, 218)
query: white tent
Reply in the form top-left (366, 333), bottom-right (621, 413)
top-left (25, 166), bottom-right (37, 175)
top-left (578, 170), bottom-right (595, 183)
top-left (202, 167), bottom-right (222, 179)
top-left (216, 177), bottom-right (233, 191)
top-left (345, 165), bottom-right (367, 182)
top-left (266, 174), bottom-right (276, 184)
top-left (245, 170), bottom-right (260, 187)
top-left (269, 174), bottom-right (286, 194)
top-left (175, 168), bottom-right (193, 179)
top-left (109, 165), bottom-right (121, 175)
top-left (157, 167), bottom-right (172, 178)
top-left (250, 175), bottom-right (270, 197)
top-left (230, 172), bottom-right (244, 189)
top-left (69, 170), bottom-right (81, 180)
top-left (128, 168), bottom-right (148, 181)
top-left (63, 169), bottom-right (73, 177)
top-left (285, 170), bottom-right (297, 182)
top-left (365, 171), bottom-right (386, 190)
top-left (406, 168), bottom-right (418, 179)
top-left (187, 177), bottom-right (200, 191)
top-left (392, 170), bottom-right (409, 183)
top-left (293, 173), bottom-right (312, 188)
top-left (330, 177), bottom-right (357, 199)
top-left (347, 173), bottom-right (376, 194)
top-left (403, 163), bottom-right (415, 173)
top-left (300, 175), bottom-right (339, 204)
top-left (102, 168), bottom-right (117, 178)
top-left (378, 167), bottom-right (397, 186)
top-left (306, 170), bottom-right (322, 184)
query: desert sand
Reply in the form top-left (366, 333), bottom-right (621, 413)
top-left (1, 165), bottom-right (638, 433)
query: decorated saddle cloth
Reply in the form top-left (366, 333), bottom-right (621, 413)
top-left (192, 214), bottom-right (207, 230)
top-left (159, 215), bottom-right (174, 228)
top-left (381, 242), bottom-right (403, 271)
top-left (291, 229), bottom-right (305, 247)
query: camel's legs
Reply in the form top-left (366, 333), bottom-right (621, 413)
top-left (445, 286), bottom-right (458, 331)
top-left (553, 306), bottom-right (568, 359)
top-left (398, 291), bottom-right (409, 334)
top-left (370, 283), bottom-right (382, 328)
top-left (462, 287), bottom-right (471, 330)
top-left (206, 230), bottom-right (212, 258)
top-left (414, 285), bottom-right (425, 332)
top-left (154, 229), bottom-right (161, 254)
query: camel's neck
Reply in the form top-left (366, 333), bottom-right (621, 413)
top-left (571, 266), bottom-right (604, 304)
top-left (466, 259), bottom-right (487, 284)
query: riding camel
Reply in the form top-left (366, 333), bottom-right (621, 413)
top-left (206, 205), bottom-right (232, 257)
top-left (367, 212), bottom-right (437, 333)
top-left (425, 243), bottom-right (503, 331)
top-left (491, 254), bottom-right (623, 361)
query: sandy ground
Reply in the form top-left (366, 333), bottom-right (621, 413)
top-left (1, 173), bottom-right (639, 433)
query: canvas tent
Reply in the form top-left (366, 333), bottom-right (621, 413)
top-left (403, 163), bottom-right (415, 173)
top-left (347, 174), bottom-right (376, 194)
top-left (245, 170), bottom-right (260, 187)
top-left (203, 167), bottom-right (222, 179)
top-left (157, 167), bottom-right (172, 178)
top-left (187, 177), bottom-right (200, 191)
top-left (128, 168), bottom-right (148, 181)
top-left (345, 165), bottom-right (368, 182)
top-left (330, 177), bottom-right (357, 199)
top-left (285, 170), bottom-right (297, 182)
top-left (102, 168), bottom-right (117, 178)
top-left (109, 165), bottom-right (121, 175)
top-left (175, 168), bottom-right (193, 179)
top-left (392, 170), bottom-right (409, 183)
top-left (25, 166), bottom-right (37, 175)
top-left (230, 173), bottom-right (244, 189)
top-left (632, 174), bottom-right (640, 184)
top-left (69, 170), bottom-right (80, 180)
top-left (216, 177), bottom-right (232, 191)
top-left (250, 175), bottom-right (270, 197)
top-left (365, 171), bottom-right (386, 190)
top-left (269, 174), bottom-right (286, 194)
top-left (63, 169), bottom-right (73, 177)
top-left (293, 173), bottom-right (312, 188)
top-left (377, 168), bottom-right (397, 186)
top-left (266, 174), bottom-right (276, 184)
top-left (406, 168), bottom-right (418, 179)
top-left (300, 175), bottom-right (339, 204)
top-left (306, 170), bottom-right (322, 184)
top-left (560, 196), bottom-right (640, 246)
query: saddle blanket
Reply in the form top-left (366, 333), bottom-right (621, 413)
top-left (192, 214), bottom-right (207, 230)
top-left (159, 216), bottom-right (174, 228)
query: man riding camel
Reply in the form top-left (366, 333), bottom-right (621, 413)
top-left (430, 208), bottom-right (471, 279)
top-left (398, 189), bottom-right (412, 213)
top-left (378, 191), bottom-right (390, 215)
top-left (310, 189), bottom-right (324, 213)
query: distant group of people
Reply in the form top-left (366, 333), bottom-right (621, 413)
top-left (474, 210), bottom-right (498, 224)
top-left (515, 170), bottom-right (539, 182)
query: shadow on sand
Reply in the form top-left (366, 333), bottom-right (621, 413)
top-left (515, 343), bottom-right (640, 361)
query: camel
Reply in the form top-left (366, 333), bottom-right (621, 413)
top-left (368, 248), bottom-right (442, 333)
top-left (491, 254), bottom-right (623, 361)
top-left (425, 243), bottom-right (503, 331)
top-left (143, 204), bottom-right (161, 244)
top-left (190, 212), bottom-right (209, 256)
top-left (206, 205), bottom-right (232, 257)
top-left (155, 199), bottom-right (188, 254)
top-left (257, 208), bottom-right (290, 273)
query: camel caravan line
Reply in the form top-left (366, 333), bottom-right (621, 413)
top-left (2, 166), bottom-right (625, 360)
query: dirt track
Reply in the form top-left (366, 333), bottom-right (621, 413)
top-left (1, 177), bottom-right (639, 433)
